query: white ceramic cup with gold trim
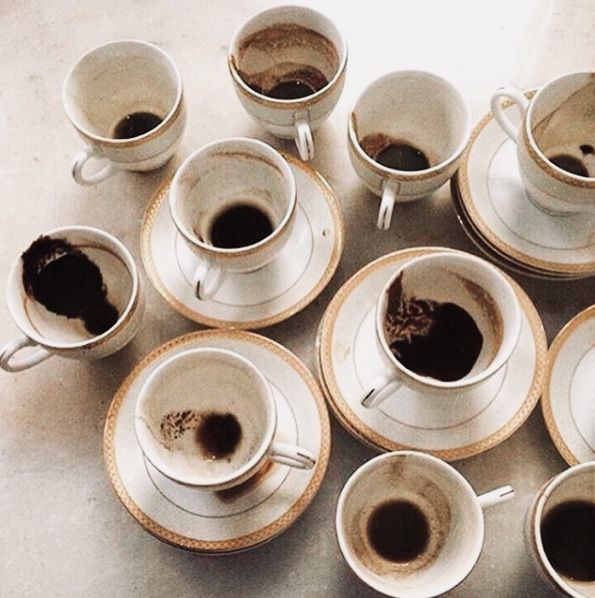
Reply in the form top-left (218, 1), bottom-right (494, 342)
top-left (348, 71), bottom-right (471, 230)
top-left (527, 462), bottom-right (595, 598)
top-left (491, 71), bottom-right (595, 215)
top-left (134, 347), bottom-right (315, 491)
top-left (362, 252), bottom-right (522, 408)
top-left (169, 137), bottom-right (297, 300)
top-left (228, 5), bottom-right (347, 162)
top-left (63, 39), bottom-right (186, 186)
top-left (336, 451), bottom-right (514, 598)
top-left (0, 226), bottom-right (144, 373)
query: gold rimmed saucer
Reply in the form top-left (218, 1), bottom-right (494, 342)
top-left (140, 153), bottom-right (343, 329)
top-left (317, 247), bottom-right (547, 461)
top-left (104, 330), bottom-right (330, 553)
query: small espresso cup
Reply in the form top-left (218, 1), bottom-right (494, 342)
top-left (169, 137), bottom-right (297, 300)
top-left (348, 71), bottom-right (471, 230)
top-left (134, 348), bottom-right (315, 491)
top-left (362, 251), bottom-right (522, 409)
top-left (63, 39), bottom-right (186, 186)
top-left (0, 226), bottom-right (144, 373)
top-left (491, 71), bottom-right (595, 214)
top-left (336, 451), bottom-right (514, 598)
top-left (228, 5), bottom-right (347, 161)
top-left (527, 462), bottom-right (595, 597)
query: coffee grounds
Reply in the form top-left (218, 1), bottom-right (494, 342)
top-left (21, 236), bottom-right (119, 335)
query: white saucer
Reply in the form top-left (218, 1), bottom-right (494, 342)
top-left (141, 153), bottom-right (343, 329)
top-left (455, 91), bottom-right (595, 278)
top-left (104, 330), bottom-right (330, 553)
top-left (316, 247), bottom-right (548, 461)
top-left (542, 304), bottom-right (595, 465)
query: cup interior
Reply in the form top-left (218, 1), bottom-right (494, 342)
top-left (533, 463), bottom-right (595, 597)
top-left (377, 252), bottom-right (520, 386)
top-left (63, 40), bottom-right (181, 141)
top-left (230, 6), bottom-right (345, 100)
top-left (529, 72), bottom-right (595, 179)
top-left (170, 138), bottom-right (295, 251)
top-left (350, 71), bottom-right (470, 171)
top-left (134, 348), bottom-right (274, 487)
top-left (337, 452), bottom-right (483, 598)
top-left (7, 227), bottom-right (136, 348)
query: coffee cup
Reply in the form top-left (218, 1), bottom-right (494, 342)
top-left (228, 5), bottom-right (347, 162)
top-left (491, 71), bottom-right (595, 215)
top-left (362, 251), bottom-right (522, 408)
top-left (527, 462), bottom-right (595, 597)
top-left (336, 451), bottom-right (514, 598)
top-left (169, 137), bottom-right (297, 300)
top-left (134, 347), bottom-right (315, 491)
top-left (348, 71), bottom-right (471, 230)
top-left (63, 39), bottom-right (186, 186)
top-left (0, 226), bottom-right (144, 373)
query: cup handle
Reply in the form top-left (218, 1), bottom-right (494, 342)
top-left (294, 119), bottom-right (314, 161)
top-left (377, 182), bottom-right (398, 230)
top-left (192, 261), bottom-right (225, 300)
top-left (72, 146), bottom-right (117, 186)
top-left (0, 336), bottom-right (52, 372)
top-left (490, 86), bottom-right (530, 142)
top-left (477, 485), bottom-right (515, 509)
top-left (361, 369), bottom-right (403, 409)
top-left (269, 441), bottom-right (316, 469)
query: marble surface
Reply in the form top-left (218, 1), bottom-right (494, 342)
top-left (1, 1), bottom-right (593, 596)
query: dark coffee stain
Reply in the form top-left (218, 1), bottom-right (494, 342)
top-left (360, 133), bottom-right (431, 171)
top-left (209, 203), bottom-right (274, 249)
top-left (240, 63), bottom-right (329, 99)
top-left (196, 412), bottom-right (242, 460)
top-left (580, 144), bottom-right (594, 155)
top-left (112, 111), bottom-right (163, 139)
top-left (21, 236), bottom-right (119, 335)
top-left (548, 153), bottom-right (589, 177)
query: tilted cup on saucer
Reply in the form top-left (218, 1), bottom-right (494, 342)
top-left (0, 226), bottom-right (144, 373)
top-left (228, 5), bottom-right (347, 161)
top-left (491, 71), bottom-right (595, 215)
top-left (362, 251), bottom-right (522, 409)
top-left (63, 39), bottom-right (186, 186)
top-left (526, 461), bottom-right (595, 598)
top-left (336, 451), bottom-right (514, 598)
top-left (348, 71), bottom-right (471, 230)
top-left (169, 137), bottom-right (297, 301)
top-left (134, 347), bottom-right (315, 491)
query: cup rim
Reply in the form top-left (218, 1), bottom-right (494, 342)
top-left (6, 225), bottom-right (140, 351)
top-left (524, 70), bottom-right (595, 186)
top-left (168, 137), bottom-right (297, 257)
top-left (62, 39), bottom-right (184, 146)
top-left (531, 461), bottom-right (595, 597)
top-left (348, 70), bottom-right (472, 178)
top-left (227, 4), bottom-right (348, 106)
top-left (134, 347), bottom-right (277, 489)
top-left (335, 450), bottom-right (484, 598)
top-left (375, 251), bottom-right (522, 390)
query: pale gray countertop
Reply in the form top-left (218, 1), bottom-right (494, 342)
top-left (1, 1), bottom-right (593, 597)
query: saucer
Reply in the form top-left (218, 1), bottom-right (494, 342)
top-left (542, 305), bottom-right (595, 465)
top-left (454, 91), bottom-right (595, 278)
top-left (141, 153), bottom-right (343, 329)
top-left (316, 247), bottom-right (548, 461)
top-left (104, 330), bottom-right (330, 553)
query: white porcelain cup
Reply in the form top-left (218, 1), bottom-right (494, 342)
top-left (348, 71), bottom-right (471, 230)
top-left (362, 251), bottom-right (522, 409)
top-left (63, 39), bottom-right (186, 186)
top-left (527, 462), bottom-right (595, 598)
top-left (169, 137), bottom-right (297, 300)
top-left (134, 348), bottom-right (315, 491)
top-left (0, 226), bottom-right (144, 373)
top-left (336, 451), bottom-right (514, 598)
top-left (491, 71), bottom-right (595, 215)
top-left (228, 5), bottom-right (347, 162)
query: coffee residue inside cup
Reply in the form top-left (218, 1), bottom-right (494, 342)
top-left (21, 236), bottom-right (119, 335)
top-left (383, 274), bottom-right (483, 381)
top-left (360, 133), bottom-right (431, 171)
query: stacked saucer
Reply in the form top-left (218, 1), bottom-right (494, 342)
top-left (452, 91), bottom-right (595, 280)
top-left (316, 247), bottom-right (548, 461)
